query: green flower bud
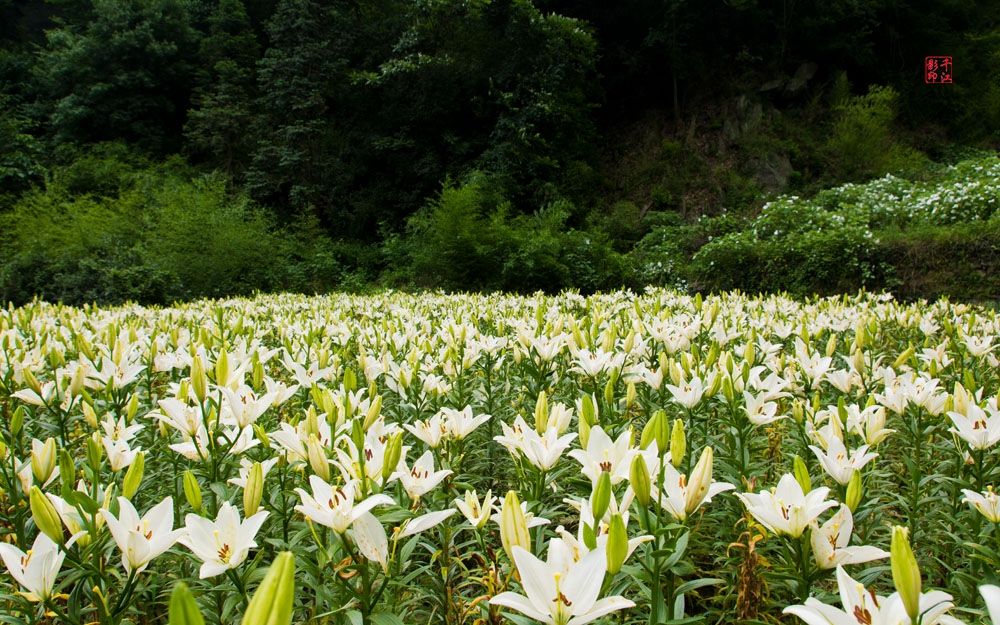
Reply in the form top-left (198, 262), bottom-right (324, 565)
top-left (845, 470), bottom-right (862, 512)
top-left (214, 350), bottom-right (230, 387)
top-left (625, 382), bottom-right (636, 409)
top-left (534, 391), bottom-right (549, 433)
top-left (190, 355), bottom-right (208, 403)
top-left (670, 419), bottom-right (686, 468)
top-left (306, 435), bottom-right (330, 481)
top-left (31, 437), bottom-right (57, 485)
top-left (169, 582), bottom-right (205, 625)
top-left (244, 462), bottom-right (264, 517)
top-left (606, 514), bottom-right (628, 575)
top-left (603, 379), bottom-right (615, 407)
top-left (382, 433), bottom-right (403, 484)
top-left (891, 526), bottom-right (921, 622)
top-left (629, 455), bottom-right (651, 506)
top-left (30, 486), bottom-right (63, 543)
top-left (59, 450), bottom-right (75, 498)
top-left (640, 410), bottom-right (669, 452)
top-left (183, 470), bottom-right (203, 512)
top-left (580, 394), bottom-right (597, 427)
top-left (363, 395), bottom-right (383, 430)
top-left (122, 452), bottom-right (144, 499)
top-left (500, 491), bottom-right (530, 562)
top-left (11, 405), bottom-right (25, 437)
top-left (590, 471), bottom-right (612, 523)
top-left (241, 552), bottom-right (295, 625)
top-left (792, 455), bottom-right (811, 494)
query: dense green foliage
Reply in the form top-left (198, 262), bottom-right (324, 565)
top-left (633, 154), bottom-right (1000, 299)
top-left (1, 0), bottom-right (999, 303)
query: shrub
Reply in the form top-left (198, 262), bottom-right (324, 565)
top-left (403, 174), bottom-right (628, 293)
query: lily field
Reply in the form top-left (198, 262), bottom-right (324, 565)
top-left (3, 289), bottom-right (1000, 625)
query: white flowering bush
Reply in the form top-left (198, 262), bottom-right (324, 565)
top-left (1, 290), bottom-right (999, 624)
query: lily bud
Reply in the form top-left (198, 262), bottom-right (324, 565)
top-left (845, 470), bottom-right (862, 512)
top-left (606, 514), bottom-right (628, 575)
top-left (792, 399), bottom-right (805, 424)
top-left (244, 462), bottom-right (264, 517)
top-left (253, 424), bottom-right (270, 449)
top-left (603, 379), bottom-right (615, 407)
top-left (534, 391), bottom-right (549, 433)
top-left (890, 526), bottom-right (921, 622)
top-left (82, 402), bottom-right (99, 429)
top-left (382, 433), bottom-right (403, 483)
top-left (892, 344), bottom-right (915, 370)
top-left (59, 450), bottom-right (75, 498)
top-left (214, 350), bottom-right (230, 388)
top-left (640, 410), bottom-right (667, 451)
top-left (625, 382), bottom-right (636, 409)
top-left (169, 582), bottom-right (205, 625)
top-left (670, 419), bottom-right (686, 468)
top-left (685, 447), bottom-right (714, 514)
top-left (31, 437), bottom-right (57, 485)
top-left (580, 393), bottom-right (597, 427)
top-left (721, 376), bottom-right (735, 403)
top-left (126, 394), bottom-right (140, 422)
top-left (579, 414), bottom-right (591, 449)
top-left (306, 435), bottom-right (330, 481)
top-left (122, 452), bottom-right (144, 499)
top-left (629, 455), bottom-right (651, 506)
top-left (792, 455), bottom-right (811, 493)
top-left (191, 355), bottom-right (208, 402)
top-left (590, 471), bottom-right (612, 523)
top-left (343, 367), bottom-right (357, 393)
top-left (825, 334), bottom-right (837, 358)
top-left (241, 552), bottom-right (295, 625)
top-left (30, 486), bottom-right (63, 543)
top-left (70, 366), bottom-right (86, 397)
top-left (183, 470), bottom-right (203, 512)
top-left (11, 406), bottom-right (25, 437)
top-left (500, 491), bottom-right (530, 562)
top-left (363, 395), bottom-right (383, 430)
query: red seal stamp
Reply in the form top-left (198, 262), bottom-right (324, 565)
top-left (925, 56), bottom-right (953, 84)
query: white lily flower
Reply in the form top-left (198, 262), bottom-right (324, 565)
top-left (102, 437), bottom-right (141, 472)
top-left (393, 450), bottom-right (452, 500)
top-left (219, 385), bottom-right (276, 429)
top-left (784, 565), bottom-right (964, 625)
top-left (947, 403), bottom-right (1000, 450)
top-left (490, 542), bottom-right (635, 625)
top-left (810, 504), bottom-right (889, 569)
top-left (737, 474), bottom-right (837, 538)
top-left (666, 377), bottom-right (706, 409)
top-left (403, 413), bottom-right (448, 448)
top-left (652, 447), bottom-right (734, 521)
top-left (455, 489), bottom-right (496, 529)
top-left (961, 487), bottom-right (1000, 522)
top-left (982, 585), bottom-right (1000, 625)
top-left (809, 437), bottom-right (878, 486)
top-left (294, 476), bottom-right (394, 533)
top-left (568, 425), bottom-right (634, 486)
top-left (179, 502), bottom-right (269, 578)
top-left (398, 509), bottom-right (457, 538)
top-left (743, 390), bottom-right (787, 426)
top-left (0, 532), bottom-right (65, 602)
top-left (101, 497), bottom-right (183, 574)
top-left (441, 406), bottom-right (491, 441)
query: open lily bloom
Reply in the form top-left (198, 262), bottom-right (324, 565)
top-left (809, 436), bottom-right (878, 486)
top-left (982, 585), bottom-right (1000, 625)
top-left (961, 487), bottom-right (1000, 522)
top-left (947, 403), bottom-right (1000, 451)
top-left (0, 532), bottom-right (65, 602)
top-left (737, 474), bottom-right (836, 538)
top-left (568, 425), bottom-right (634, 486)
top-left (101, 496), bottom-right (183, 574)
top-left (179, 502), bottom-right (269, 578)
top-left (784, 565), bottom-right (964, 625)
top-left (294, 475), bottom-right (394, 534)
top-left (392, 450), bottom-right (452, 500)
top-left (490, 541), bottom-right (635, 625)
top-left (810, 504), bottom-right (888, 569)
